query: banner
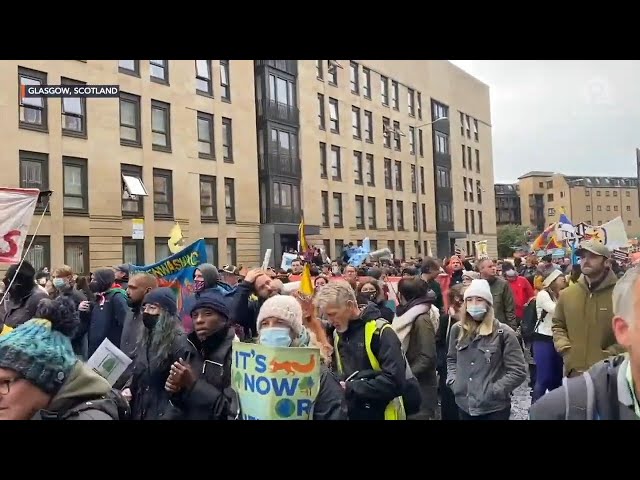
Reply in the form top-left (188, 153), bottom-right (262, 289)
top-left (0, 188), bottom-right (39, 264)
top-left (130, 239), bottom-right (207, 331)
top-left (232, 342), bottom-right (321, 420)
top-left (565, 216), bottom-right (629, 251)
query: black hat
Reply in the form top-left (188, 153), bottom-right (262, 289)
top-left (142, 287), bottom-right (178, 316)
top-left (190, 291), bottom-right (229, 319)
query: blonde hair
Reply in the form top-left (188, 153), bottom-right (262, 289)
top-left (457, 302), bottom-right (496, 341)
top-left (313, 280), bottom-right (356, 312)
top-left (53, 265), bottom-right (73, 277)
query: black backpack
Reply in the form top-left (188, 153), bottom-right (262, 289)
top-left (521, 299), bottom-right (546, 343)
top-left (43, 388), bottom-right (131, 420)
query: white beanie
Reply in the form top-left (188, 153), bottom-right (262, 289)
top-left (463, 279), bottom-right (493, 306)
top-left (256, 295), bottom-right (303, 336)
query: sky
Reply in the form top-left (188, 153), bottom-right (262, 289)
top-left (449, 60), bottom-right (640, 183)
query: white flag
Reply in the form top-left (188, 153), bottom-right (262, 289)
top-left (0, 188), bottom-right (39, 264)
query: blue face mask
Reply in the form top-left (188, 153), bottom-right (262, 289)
top-left (467, 305), bottom-right (487, 320)
top-left (259, 327), bottom-right (292, 348)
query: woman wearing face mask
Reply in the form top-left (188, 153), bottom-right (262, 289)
top-left (446, 279), bottom-right (527, 420)
top-left (255, 295), bottom-right (347, 420)
top-left (128, 287), bottom-right (193, 420)
top-left (51, 266), bottom-right (90, 359)
top-left (357, 281), bottom-right (394, 322)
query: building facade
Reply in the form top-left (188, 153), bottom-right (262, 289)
top-left (516, 171), bottom-right (640, 235)
top-left (3, 60), bottom-right (497, 274)
top-left (495, 183), bottom-right (521, 226)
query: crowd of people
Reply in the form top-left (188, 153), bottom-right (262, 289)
top-left (0, 239), bottom-right (638, 420)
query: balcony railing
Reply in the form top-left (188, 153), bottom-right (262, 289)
top-left (256, 60), bottom-right (297, 75)
top-left (269, 206), bottom-right (301, 224)
top-left (259, 151), bottom-right (302, 177)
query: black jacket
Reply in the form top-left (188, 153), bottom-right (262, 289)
top-left (56, 287), bottom-right (89, 358)
top-left (0, 285), bottom-right (48, 328)
top-left (87, 289), bottom-right (129, 358)
top-left (171, 327), bottom-right (237, 420)
top-left (333, 303), bottom-right (407, 420)
top-left (229, 281), bottom-right (264, 339)
top-left (312, 366), bottom-right (348, 420)
top-left (376, 302), bottom-right (394, 323)
top-left (436, 312), bottom-right (458, 376)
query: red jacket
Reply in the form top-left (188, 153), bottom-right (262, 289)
top-left (507, 276), bottom-right (535, 319)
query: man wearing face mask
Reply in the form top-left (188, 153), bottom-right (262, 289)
top-left (0, 261), bottom-right (49, 329)
top-left (86, 268), bottom-right (129, 358)
top-left (51, 266), bottom-right (89, 358)
top-left (182, 263), bottom-right (235, 334)
top-left (121, 273), bottom-right (158, 358)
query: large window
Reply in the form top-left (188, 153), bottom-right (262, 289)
top-left (62, 157), bottom-right (88, 214)
top-left (19, 66), bottom-right (48, 131)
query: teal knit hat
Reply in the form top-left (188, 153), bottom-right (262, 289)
top-left (0, 297), bottom-right (78, 395)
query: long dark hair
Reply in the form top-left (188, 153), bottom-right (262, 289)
top-left (137, 310), bottom-right (183, 371)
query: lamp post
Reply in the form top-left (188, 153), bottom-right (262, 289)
top-left (412, 116), bottom-right (448, 255)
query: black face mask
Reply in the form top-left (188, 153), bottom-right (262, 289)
top-left (89, 280), bottom-right (110, 293)
top-left (363, 292), bottom-right (377, 302)
top-left (142, 313), bottom-right (160, 330)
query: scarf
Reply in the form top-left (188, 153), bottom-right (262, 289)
top-left (392, 303), bottom-right (431, 351)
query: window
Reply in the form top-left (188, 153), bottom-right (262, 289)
top-left (61, 78), bottom-right (86, 136)
top-left (394, 161), bottom-right (402, 190)
top-left (153, 169), bottom-right (173, 219)
top-left (396, 201), bottom-right (404, 230)
top-left (353, 151), bottom-right (363, 184)
top-left (119, 60), bottom-right (139, 76)
top-left (460, 112), bottom-right (465, 136)
top-left (367, 197), bottom-right (376, 229)
top-left (64, 237), bottom-right (89, 275)
top-left (204, 239), bottom-right (219, 266)
top-left (422, 204), bottom-right (427, 232)
top-left (411, 164), bottom-right (416, 193)
top-left (386, 200), bottom-right (394, 230)
top-left (478, 211), bottom-right (484, 234)
top-left (151, 100), bottom-right (171, 151)
top-left (417, 92), bottom-right (422, 119)
top-left (224, 178), bottom-right (236, 221)
top-left (328, 97), bottom-right (339, 133)
top-left (432, 101), bottom-right (448, 120)
top-left (597, 205), bottom-right (602, 211)
top-left (200, 175), bottom-right (217, 221)
top-left (586, 205), bottom-right (591, 211)
top-left (197, 111), bottom-right (214, 159)
top-left (196, 60), bottom-right (212, 95)
top-left (408, 88), bottom-right (415, 116)
top-left (383, 117), bottom-right (391, 148)
top-left (24, 236), bottom-right (50, 271)
top-left (409, 126), bottom-right (415, 154)
top-left (270, 127), bottom-right (298, 173)
top-left (362, 68), bottom-right (371, 98)
top-left (321, 191), bottom-right (329, 226)
top-left (384, 158), bottom-right (392, 189)
top-left (465, 208), bottom-right (469, 232)
top-left (626, 191), bottom-right (631, 197)
top-left (435, 131), bottom-right (449, 154)
top-left (606, 191), bottom-right (610, 197)
top-left (606, 205), bottom-right (611, 211)
top-left (380, 76), bottom-right (389, 105)
top-left (467, 146), bottom-right (472, 166)
top-left (420, 167), bottom-right (425, 194)
top-left (412, 202), bottom-right (418, 231)
top-left (335, 239), bottom-right (344, 257)
top-left (393, 120), bottom-right (401, 151)
top-left (366, 154), bottom-right (375, 186)
top-left (352, 106), bottom-right (361, 138)
top-left (470, 209), bottom-right (475, 233)
top-left (332, 193), bottom-right (343, 227)
top-left (387, 240), bottom-right (395, 255)
top-left (477, 180), bottom-right (482, 204)
top-left (468, 178), bottom-right (474, 202)
top-left (596, 191), bottom-right (601, 197)
top-left (547, 181), bottom-right (553, 189)
top-left (613, 191), bottom-right (618, 197)
top-left (475, 149), bottom-right (480, 172)
top-left (150, 60), bottom-right (168, 84)
top-left (317, 93), bottom-right (325, 129)
top-left (123, 238), bottom-right (144, 265)
top-left (222, 117), bottom-right (233, 162)
top-left (462, 145), bottom-right (466, 168)
top-left (220, 60), bottom-right (230, 101)
top-left (560, 191), bottom-right (565, 198)
top-left (548, 193), bottom-right (554, 201)
top-left (548, 207), bottom-right (556, 216)
top-left (19, 67), bottom-right (48, 131)
top-left (225, 238), bottom-right (237, 265)
top-left (414, 240), bottom-right (420, 256)
top-left (350, 62), bottom-right (359, 94)
top-left (19, 150), bottom-right (49, 212)
top-left (268, 74), bottom-right (297, 109)
top-left (327, 61), bottom-right (338, 85)
top-left (465, 115), bottom-right (471, 138)
top-left (364, 110), bottom-right (373, 142)
top-left (119, 92), bottom-right (141, 147)
top-left (391, 81), bottom-right (399, 110)
top-left (418, 129), bottom-right (424, 156)
top-left (155, 238), bottom-right (170, 261)
top-left (627, 206), bottom-right (631, 211)
top-left (355, 195), bottom-right (365, 228)
top-left (437, 167), bottom-right (450, 188)
top-left (438, 203), bottom-right (452, 222)
top-left (473, 118), bottom-right (479, 141)
top-left (586, 189), bottom-right (591, 196)
top-left (330, 145), bottom-right (341, 180)
top-left (463, 176), bottom-right (468, 200)
top-left (614, 205), bottom-right (618, 211)
top-left (316, 60), bottom-right (324, 80)
top-left (62, 157), bottom-right (88, 214)
top-left (539, 182), bottom-right (544, 188)
top-left (319, 142), bottom-right (327, 178)
top-left (628, 220), bottom-right (632, 226)
top-left (398, 240), bottom-right (406, 260)
top-left (121, 164), bottom-right (147, 217)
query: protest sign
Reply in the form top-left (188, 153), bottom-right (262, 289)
top-left (232, 342), bottom-right (321, 420)
top-left (130, 238), bottom-right (207, 332)
top-left (86, 338), bottom-right (132, 386)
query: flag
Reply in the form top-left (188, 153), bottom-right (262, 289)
top-left (298, 217), bottom-right (314, 296)
top-left (0, 188), bottom-right (40, 264)
top-left (531, 223), bottom-right (557, 251)
top-left (168, 222), bottom-right (185, 254)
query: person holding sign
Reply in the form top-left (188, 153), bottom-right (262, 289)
top-left (128, 288), bottom-right (194, 420)
top-left (251, 295), bottom-right (347, 420)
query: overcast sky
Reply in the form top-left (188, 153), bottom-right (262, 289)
top-left (449, 60), bottom-right (640, 183)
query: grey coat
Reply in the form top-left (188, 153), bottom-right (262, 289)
top-left (446, 318), bottom-right (526, 416)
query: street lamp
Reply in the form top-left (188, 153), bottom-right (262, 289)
top-left (414, 116), bottom-right (448, 254)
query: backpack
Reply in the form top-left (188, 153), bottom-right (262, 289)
top-left (521, 299), bottom-right (546, 343)
top-left (48, 388), bottom-right (131, 420)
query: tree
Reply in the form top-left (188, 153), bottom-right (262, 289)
top-left (298, 376), bottom-right (316, 396)
top-left (497, 224), bottom-right (529, 258)
top-left (234, 371), bottom-right (243, 390)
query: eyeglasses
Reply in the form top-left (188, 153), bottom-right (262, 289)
top-left (0, 378), bottom-right (19, 396)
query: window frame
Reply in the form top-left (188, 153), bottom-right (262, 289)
top-left (18, 66), bottom-right (48, 133)
top-left (122, 237), bottom-right (145, 265)
top-left (119, 92), bottom-right (142, 147)
top-left (121, 164), bottom-right (145, 218)
top-left (330, 145), bottom-right (341, 181)
top-left (62, 156), bottom-right (89, 215)
top-left (153, 168), bottom-right (174, 220)
top-left (23, 235), bottom-right (51, 271)
top-left (64, 236), bottom-right (90, 275)
top-left (221, 117), bottom-right (233, 163)
top-left (151, 99), bottom-right (172, 152)
top-left (220, 60), bottom-right (231, 102)
top-left (118, 60), bottom-right (140, 77)
top-left (19, 150), bottom-right (49, 213)
top-left (195, 60), bottom-right (213, 96)
top-left (60, 77), bottom-right (87, 138)
top-left (226, 238), bottom-right (237, 266)
top-left (149, 60), bottom-right (169, 85)
top-left (199, 174), bottom-right (218, 223)
top-left (197, 111), bottom-right (215, 160)
top-left (224, 177), bottom-right (236, 222)
top-left (332, 192), bottom-right (343, 227)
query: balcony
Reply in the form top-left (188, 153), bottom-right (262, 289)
top-left (256, 60), bottom-right (297, 75)
top-left (437, 220), bottom-right (454, 231)
top-left (269, 205), bottom-right (301, 224)
top-left (257, 99), bottom-right (299, 125)
top-left (259, 151), bottom-right (301, 178)
top-left (435, 186), bottom-right (453, 202)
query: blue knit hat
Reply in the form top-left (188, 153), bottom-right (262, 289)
top-left (190, 291), bottom-right (229, 319)
top-left (0, 297), bottom-right (78, 395)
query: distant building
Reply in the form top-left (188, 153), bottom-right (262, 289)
top-left (494, 183), bottom-right (521, 226)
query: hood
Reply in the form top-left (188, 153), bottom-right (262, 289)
top-left (47, 362), bottom-right (112, 413)
top-left (360, 302), bottom-right (382, 322)
top-left (578, 268), bottom-right (617, 293)
top-left (197, 263), bottom-right (220, 289)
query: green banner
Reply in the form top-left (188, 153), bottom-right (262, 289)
top-left (232, 342), bottom-right (321, 420)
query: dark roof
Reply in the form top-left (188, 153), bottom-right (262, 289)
top-left (564, 175), bottom-right (638, 188)
top-left (494, 183), bottom-right (519, 194)
top-left (517, 171), bottom-right (555, 179)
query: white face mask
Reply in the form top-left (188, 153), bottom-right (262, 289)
top-left (467, 305), bottom-right (487, 320)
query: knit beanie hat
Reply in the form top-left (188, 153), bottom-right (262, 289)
top-left (256, 295), bottom-right (303, 336)
top-left (463, 279), bottom-right (493, 306)
top-left (190, 291), bottom-right (230, 319)
top-left (0, 296), bottom-right (78, 395)
top-left (142, 287), bottom-right (178, 316)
